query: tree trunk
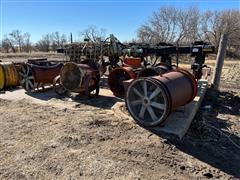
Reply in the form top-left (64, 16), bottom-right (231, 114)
top-left (211, 34), bottom-right (229, 90)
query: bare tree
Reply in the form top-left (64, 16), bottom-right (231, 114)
top-left (2, 30), bottom-right (32, 53)
top-left (138, 7), bottom-right (178, 44)
top-left (81, 26), bottom-right (107, 42)
top-left (9, 30), bottom-right (24, 52)
top-left (200, 10), bottom-right (240, 50)
top-left (1, 35), bottom-right (16, 53)
top-left (50, 32), bottom-right (68, 51)
top-left (137, 6), bottom-right (201, 44)
top-left (36, 34), bottom-right (51, 52)
top-left (60, 34), bottom-right (67, 47)
top-left (177, 7), bottom-right (200, 43)
top-left (22, 32), bottom-right (31, 52)
top-left (51, 32), bottom-right (61, 51)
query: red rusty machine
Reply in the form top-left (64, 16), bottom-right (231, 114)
top-left (53, 60), bottom-right (100, 97)
top-left (57, 36), bottom-right (215, 127)
top-left (108, 41), bottom-right (214, 97)
top-left (18, 59), bottom-right (64, 92)
top-left (125, 69), bottom-right (198, 126)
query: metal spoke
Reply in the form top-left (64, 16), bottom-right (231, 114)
top-left (34, 82), bottom-right (38, 88)
top-left (133, 88), bottom-right (143, 98)
top-left (149, 87), bottom-right (161, 100)
top-left (20, 79), bottom-right (25, 85)
top-left (150, 102), bottom-right (165, 110)
top-left (26, 66), bottom-right (30, 75)
top-left (28, 76), bottom-right (34, 80)
top-left (19, 72), bottom-right (24, 77)
top-left (22, 67), bottom-right (26, 74)
top-left (139, 105), bottom-right (146, 118)
top-left (142, 81), bottom-right (147, 97)
top-left (147, 106), bottom-right (158, 121)
top-left (131, 100), bottom-right (142, 106)
top-left (26, 80), bottom-right (29, 91)
top-left (28, 79), bottom-right (34, 89)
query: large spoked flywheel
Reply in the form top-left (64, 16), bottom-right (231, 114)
top-left (125, 78), bottom-right (170, 126)
top-left (19, 64), bottom-right (36, 92)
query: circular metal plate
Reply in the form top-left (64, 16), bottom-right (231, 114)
top-left (126, 78), bottom-right (169, 126)
top-left (19, 64), bottom-right (36, 92)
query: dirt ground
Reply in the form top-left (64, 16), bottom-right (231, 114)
top-left (0, 53), bottom-right (239, 179)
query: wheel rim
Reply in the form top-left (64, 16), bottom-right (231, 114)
top-left (53, 75), bottom-right (67, 95)
top-left (85, 76), bottom-right (99, 97)
top-left (19, 65), bottom-right (36, 92)
top-left (126, 78), bottom-right (169, 126)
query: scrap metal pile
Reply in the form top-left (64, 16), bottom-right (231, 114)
top-left (0, 34), bottom-right (215, 127)
top-left (55, 35), bottom-right (215, 126)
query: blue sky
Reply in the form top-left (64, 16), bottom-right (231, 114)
top-left (1, 0), bottom-right (240, 43)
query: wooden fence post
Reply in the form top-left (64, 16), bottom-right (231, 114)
top-left (212, 34), bottom-right (229, 90)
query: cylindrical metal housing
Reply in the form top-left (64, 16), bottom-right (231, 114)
top-left (108, 66), bottom-right (136, 97)
top-left (125, 69), bottom-right (197, 127)
top-left (138, 65), bottom-right (170, 78)
top-left (0, 65), bottom-right (5, 90)
top-left (0, 62), bottom-right (19, 89)
top-left (60, 62), bottom-right (99, 93)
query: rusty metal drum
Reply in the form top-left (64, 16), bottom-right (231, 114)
top-left (125, 69), bottom-right (197, 126)
top-left (108, 66), bottom-right (136, 97)
top-left (0, 62), bottom-right (19, 89)
top-left (60, 62), bottom-right (100, 97)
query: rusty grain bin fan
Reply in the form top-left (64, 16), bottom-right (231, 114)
top-left (19, 61), bottom-right (63, 92)
top-left (137, 65), bottom-right (170, 78)
top-left (59, 62), bottom-right (100, 97)
top-left (108, 66), bottom-right (136, 97)
top-left (125, 69), bottom-right (197, 127)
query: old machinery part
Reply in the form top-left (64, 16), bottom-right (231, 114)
top-left (27, 58), bottom-right (48, 65)
top-left (108, 66), bottom-right (136, 97)
top-left (125, 69), bottom-right (197, 127)
top-left (31, 63), bottom-right (63, 83)
top-left (60, 62), bottom-right (100, 97)
top-left (19, 64), bottom-right (36, 92)
top-left (53, 75), bottom-right (67, 95)
top-left (0, 65), bottom-right (5, 90)
top-left (19, 62), bottom-right (63, 92)
top-left (0, 62), bottom-right (19, 90)
top-left (138, 65), bottom-right (171, 78)
top-left (84, 75), bottom-right (100, 97)
top-left (123, 57), bottom-right (142, 68)
top-left (122, 41), bottom-right (214, 78)
top-left (60, 34), bottom-right (215, 77)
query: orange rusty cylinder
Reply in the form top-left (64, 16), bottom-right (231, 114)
top-left (125, 69), bottom-right (197, 127)
top-left (123, 57), bottom-right (142, 68)
top-left (153, 69), bottom-right (198, 109)
top-left (108, 66), bottom-right (136, 97)
top-left (60, 62), bottom-right (100, 94)
top-left (137, 65), bottom-right (170, 78)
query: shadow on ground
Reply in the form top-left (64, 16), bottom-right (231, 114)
top-left (25, 87), bottom-right (119, 109)
top-left (145, 88), bottom-right (240, 178)
top-left (72, 95), bottom-right (118, 109)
